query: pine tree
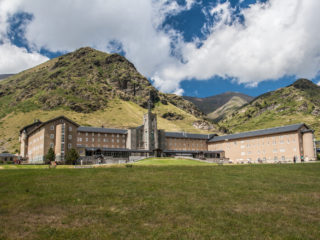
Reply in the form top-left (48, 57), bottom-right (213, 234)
top-left (65, 148), bottom-right (80, 165)
top-left (45, 148), bottom-right (55, 164)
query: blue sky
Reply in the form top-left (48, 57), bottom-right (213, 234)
top-left (0, 0), bottom-right (319, 97)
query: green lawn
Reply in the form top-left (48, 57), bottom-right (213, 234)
top-left (135, 157), bottom-right (215, 165)
top-left (0, 163), bottom-right (319, 239)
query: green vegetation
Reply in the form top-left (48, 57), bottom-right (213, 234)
top-left (65, 148), bottom-right (80, 165)
top-left (135, 157), bottom-right (214, 165)
top-left (0, 163), bottom-right (319, 239)
top-left (45, 148), bottom-right (55, 164)
top-left (0, 47), bottom-right (211, 153)
top-left (219, 79), bottom-right (320, 139)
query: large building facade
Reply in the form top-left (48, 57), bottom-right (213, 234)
top-left (19, 110), bottom-right (317, 164)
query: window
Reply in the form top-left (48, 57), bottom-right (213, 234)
top-left (68, 143), bottom-right (72, 149)
top-left (79, 138), bottom-right (82, 142)
top-left (281, 156), bottom-right (285, 161)
top-left (69, 126), bottom-right (72, 131)
top-left (117, 134), bottom-right (119, 138)
top-left (50, 143), bottom-right (54, 148)
top-left (92, 138), bottom-right (94, 142)
top-left (86, 138), bottom-right (88, 142)
top-left (92, 133), bottom-right (94, 136)
top-left (68, 135), bottom-right (72, 140)
top-left (50, 134), bottom-right (54, 139)
top-left (98, 133), bottom-right (100, 137)
top-left (86, 132), bottom-right (88, 136)
top-left (50, 125), bottom-right (54, 130)
top-left (273, 149), bottom-right (278, 153)
top-left (241, 152), bottom-right (245, 156)
top-left (117, 139), bottom-right (119, 143)
top-left (98, 138), bottom-right (100, 142)
top-left (280, 149), bottom-right (285, 153)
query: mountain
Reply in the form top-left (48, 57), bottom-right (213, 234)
top-left (0, 74), bottom-right (14, 81)
top-left (218, 79), bottom-right (320, 139)
top-left (0, 47), bottom-right (216, 153)
top-left (208, 96), bottom-right (249, 122)
top-left (183, 92), bottom-right (253, 118)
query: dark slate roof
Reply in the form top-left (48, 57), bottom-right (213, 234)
top-left (165, 132), bottom-right (216, 140)
top-left (78, 126), bottom-right (127, 134)
top-left (0, 153), bottom-right (17, 157)
top-left (209, 123), bottom-right (307, 143)
top-left (27, 116), bottom-right (80, 135)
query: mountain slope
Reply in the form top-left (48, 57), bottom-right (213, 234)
top-left (208, 96), bottom-right (248, 122)
top-left (219, 79), bottom-right (320, 139)
top-left (0, 47), bottom-right (216, 153)
top-left (183, 92), bottom-right (253, 117)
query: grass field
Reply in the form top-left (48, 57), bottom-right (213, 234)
top-left (0, 161), bottom-right (319, 239)
top-left (134, 157), bottom-right (214, 166)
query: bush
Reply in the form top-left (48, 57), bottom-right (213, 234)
top-left (45, 148), bottom-right (55, 164)
top-left (65, 148), bottom-right (79, 165)
top-left (317, 154), bottom-right (320, 161)
top-left (0, 160), bottom-right (4, 164)
top-left (5, 161), bottom-right (14, 164)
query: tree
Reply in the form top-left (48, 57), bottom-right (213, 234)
top-left (65, 148), bottom-right (79, 165)
top-left (45, 148), bottom-right (55, 164)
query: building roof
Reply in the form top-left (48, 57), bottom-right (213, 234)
top-left (209, 123), bottom-right (308, 143)
top-left (0, 153), bottom-right (17, 157)
top-left (26, 116), bottom-right (80, 136)
top-left (19, 121), bottom-right (42, 134)
top-left (78, 126), bottom-right (127, 134)
top-left (165, 132), bottom-right (216, 140)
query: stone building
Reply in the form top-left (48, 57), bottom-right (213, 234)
top-left (19, 107), bottom-right (317, 164)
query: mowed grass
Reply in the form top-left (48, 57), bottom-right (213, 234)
top-left (0, 163), bottom-right (320, 239)
top-left (135, 157), bottom-right (215, 165)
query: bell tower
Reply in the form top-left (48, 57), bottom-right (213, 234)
top-left (143, 92), bottom-right (158, 151)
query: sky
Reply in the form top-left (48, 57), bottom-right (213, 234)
top-left (0, 0), bottom-right (320, 97)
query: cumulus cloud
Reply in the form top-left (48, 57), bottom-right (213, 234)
top-left (154, 0), bottom-right (320, 91)
top-left (0, 42), bottom-right (48, 73)
top-left (0, 0), bottom-right (320, 94)
top-left (317, 81), bottom-right (320, 86)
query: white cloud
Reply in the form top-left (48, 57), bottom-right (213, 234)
top-left (0, 42), bottom-right (48, 73)
top-left (154, 0), bottom-right (320, 91)
top-left (0, 0), bottom-right (320, 93)
top-left (317, 81), bottom-right (320, 86)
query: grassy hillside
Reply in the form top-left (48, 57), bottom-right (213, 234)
top-left (0, 99), bottom-right (217, 153)
top-left (219, 79), bottom-right (320, 139)
top-left (1, 163), bottom-right (319, 239)
top-left (0, 47), bottom-right (215, 153)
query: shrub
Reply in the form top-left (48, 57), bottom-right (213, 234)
top-left (0, 160), bottom-right (4, 164)
top-left (65, 148), bottom-right (79, 165)
top-left (45, 148), bottom-right (55, 164)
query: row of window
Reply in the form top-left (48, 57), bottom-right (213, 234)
top-left (50, 134), bottom-right (73, 140)
top-left (50, 125), bottom-right (73, 131)
top-left (49, 143), bottom-right (72, 149)
top-left (77, 138), bottom-right (125, 143)
top-left (78, 132), bottom-right (125, 138)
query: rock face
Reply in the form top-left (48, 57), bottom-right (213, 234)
top-left (0, 47), bottom-right (203, 117)
top-left (219, 79), bottom-right (320, 139)
top-left (193, 120), bottom-right (214, 130)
